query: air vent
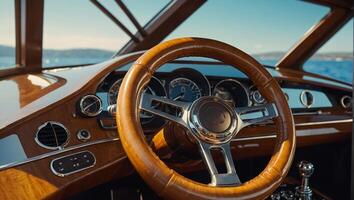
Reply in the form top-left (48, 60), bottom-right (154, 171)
top-left (35, 122), bottom-right (69, 150)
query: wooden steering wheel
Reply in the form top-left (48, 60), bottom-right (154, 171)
top-left (116, 38), bottom-right (296, 200)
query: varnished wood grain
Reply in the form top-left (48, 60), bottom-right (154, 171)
top-left (0, 141), bottom-right (132, 200)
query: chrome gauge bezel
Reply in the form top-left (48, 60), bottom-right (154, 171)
top-left (300, 90), bottom-right (314, 108)
top-left (213, 79), bottom-right (251, 107)
top-left (340, 95), bottom-right (352, 109)
top-left (251, 90), bottom-right (265, 104)
top-left (79, 94), bottom-right (103, 117)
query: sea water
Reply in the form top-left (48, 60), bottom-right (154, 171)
top-left (0, 56), bottom-right (352, 84)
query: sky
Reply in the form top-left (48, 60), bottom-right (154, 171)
top-left (0, 0), bottom-right (353, 54)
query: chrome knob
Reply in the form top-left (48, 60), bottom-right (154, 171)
top-left (296, 161), bottom-right (314, 200)
top-left (298, 161), bottom-right (314, 178)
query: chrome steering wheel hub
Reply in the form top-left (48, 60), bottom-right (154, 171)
top-left (188, 96), bottom-right (239, 144)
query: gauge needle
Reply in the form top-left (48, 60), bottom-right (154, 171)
top-left (173, 92), bottom-right (185, 101)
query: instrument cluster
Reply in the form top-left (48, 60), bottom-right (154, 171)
top-left (91, 66), bottom-right (335, 132)
top-left (95, 67), bottom-right (259, 132)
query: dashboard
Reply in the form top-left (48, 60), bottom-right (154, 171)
top-left (0, 52), bottom-right (351, 199)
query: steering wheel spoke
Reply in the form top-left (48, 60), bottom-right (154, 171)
top-left (140, 93), bottom-right (191, 128)
top-left (198, 141), bottom-right (241, 186)
top-left (236, 103), bottom-right (278, 129)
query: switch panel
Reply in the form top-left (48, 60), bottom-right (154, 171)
top-left (51, 151), bottom-right (96, 177)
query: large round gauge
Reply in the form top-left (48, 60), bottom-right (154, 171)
top-left (169, 78), bottom-right (202, 102)
top-left (107, 76), bottom-right (166, 126)
top-left (108, 79), bottom-right (122, 105)
top-left (213, 79), bottom-right (250, 107)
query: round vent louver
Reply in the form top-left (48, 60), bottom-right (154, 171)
top-left (35, 122), bottom-right (69, 149)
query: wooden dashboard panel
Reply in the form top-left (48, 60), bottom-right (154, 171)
top-left (0, 141), bottom-right (132, 200)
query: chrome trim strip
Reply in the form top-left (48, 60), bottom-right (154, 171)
top-left (292, 111), bottom-right (325, 116)
top-left (231, 134), bottom-right (276, 142)
top-left (50, 151), bottom-right (96, 177)
top-left (0, 137), bottom-right (119, 171)
top-left (296, 128), bottom-right (338, 137)
top-left (295, 119), bottom-right (352, 126)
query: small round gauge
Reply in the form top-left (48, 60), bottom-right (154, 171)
top-left (251, 90), bottom-right (265, 104)
top-left (169, 78), bottom-right (202, 102)
top-left (79, 95), bottom-right (103, 117)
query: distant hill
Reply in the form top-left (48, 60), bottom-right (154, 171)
top-left (0, 45), bottom-right (15, 57)
top-left (0, 45), bottom-right (352, 61)
top-left (253, 51), bottom-right (353, 61)
top-left (43, 48), bottom-right (114, 58)
top-left (0, 45), bottom-right (115, 58)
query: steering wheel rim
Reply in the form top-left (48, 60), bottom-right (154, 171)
top-left (117, 37), bottom-right (296, 200)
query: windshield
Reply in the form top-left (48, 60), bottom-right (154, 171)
top-left (304, 19), bottom-right (353, 84)
top-left (0, 0), bottom-right (16, 69)
top-left (40, 0), bottom-right (333, 68)
top-left (42, 0), bottom-right (170, 68)
top-left (166, 0), bottom-right (329, 65)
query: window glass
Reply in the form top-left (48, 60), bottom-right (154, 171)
top-left (43, 0), bottom-right (170, 68)
top-left (304, 19), bottom-right (353, 84)
top-left (166, 0), bottom-right (329, 66)
top-left (122, 0), bottom-right (171, 26)
top-left (0, 0), bottom-right (16, 69)
top-left (43, 0), bottom-right (131, 67)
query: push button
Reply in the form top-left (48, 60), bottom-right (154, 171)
top-left (77, 129), bottom-right (91, 141)
top-left (51, 151), bottom-right (96, 177)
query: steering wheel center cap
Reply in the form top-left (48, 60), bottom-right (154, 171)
top-left (189, 97), bottom-right (238, 143)
top-left (198, 102), bottom-right (231, 133)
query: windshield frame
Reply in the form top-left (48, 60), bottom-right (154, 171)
top-left (276, 5), bottom-right (353, 70)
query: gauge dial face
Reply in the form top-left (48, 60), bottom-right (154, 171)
top-left (213, 79), bottom-right (250, 107)
top-left (169, 78), bottom-right (202, 102)
top-left (107, 77), bottom-right (164, 125)
top-left (107, 79), bottom-right (157, 106)
top-left (108, 79), bottom-right (122, 105)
